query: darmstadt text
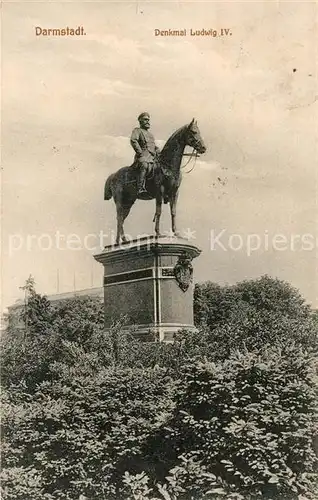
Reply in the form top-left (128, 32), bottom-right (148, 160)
top-left (154, 28), bottom-right (232, 37)
top-left (35, 26), bottom-right (86, 36)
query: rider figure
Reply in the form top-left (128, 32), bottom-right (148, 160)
top-left (130, 112), bottom-right (160, 196)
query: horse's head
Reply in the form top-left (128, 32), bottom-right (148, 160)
top-left (185, 118), bottom-right (206, 154)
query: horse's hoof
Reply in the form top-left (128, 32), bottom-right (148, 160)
top-left (174, 231), bottom-right (183, 239)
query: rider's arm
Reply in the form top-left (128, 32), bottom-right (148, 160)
top-left (130, 128), bottom-right (143, 157)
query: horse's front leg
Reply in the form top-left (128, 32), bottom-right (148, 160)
top-left (170, 191), bottom-right (180, 236)
top-left (154, 195), bottom-right (163, 236)
top-left (116, 212), bottom-right (123, 245)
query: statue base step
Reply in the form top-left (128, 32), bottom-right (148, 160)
top-left (94, 235), bottom-right (201, 342)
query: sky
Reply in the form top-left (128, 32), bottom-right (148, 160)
top-left (1, 0), bottom-right (317, 311)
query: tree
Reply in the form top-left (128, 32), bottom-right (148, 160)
top-left (19, 276), bottom-right (53, 336)
top-left (1, 280), bottom-right (105, 389)
top-left (194, 275), bottom-right (317, 358)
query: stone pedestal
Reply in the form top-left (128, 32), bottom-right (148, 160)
top-left (94, 236), bottom-right (201, 342)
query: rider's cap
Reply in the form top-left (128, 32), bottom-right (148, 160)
top-left (138, 112), bottom-right (150, 121)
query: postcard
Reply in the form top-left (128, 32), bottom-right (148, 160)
top-left (1, 1), bottom-right (317, 498)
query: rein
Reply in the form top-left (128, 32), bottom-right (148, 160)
top-left (181, 148), bottom-right (200, 174)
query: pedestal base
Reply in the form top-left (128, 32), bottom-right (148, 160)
top-left (94, 236), bottom-right (201, 342)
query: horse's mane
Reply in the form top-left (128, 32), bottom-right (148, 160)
top-left (160, 124), bottom-right (188, 157)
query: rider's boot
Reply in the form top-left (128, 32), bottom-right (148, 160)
top-left (137, 168), bottom-right (147, 195)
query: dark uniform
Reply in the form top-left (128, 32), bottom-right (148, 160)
top-left (130, 112), bottom-right (160, 195)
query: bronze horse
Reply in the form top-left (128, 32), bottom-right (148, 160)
top-left (104, 119), bottom-right (206, 244)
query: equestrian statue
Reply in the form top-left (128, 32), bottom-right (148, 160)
top-left (104, 113), bottom-right (206, 244)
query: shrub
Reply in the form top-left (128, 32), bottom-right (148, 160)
top-left (1, 367), bottom-right (174, 500)
top-left (154, 344), bottom-right (318, 499)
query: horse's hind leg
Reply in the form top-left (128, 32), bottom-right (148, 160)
top-left (121, 205), bottom-right (132, 242)
top-left (115, 203), bottom-right (132, 244)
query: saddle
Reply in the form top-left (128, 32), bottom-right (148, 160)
top-left (129, 160), bottom-right (156, 174)
top-left (129, 159), bottom-right (170, 179)
top-left (129, 160), bottom-right (170, 203)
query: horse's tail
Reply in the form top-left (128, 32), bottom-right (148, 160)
top-left (104, 174), bottom-right (113, 200)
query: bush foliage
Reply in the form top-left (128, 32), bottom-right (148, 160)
top-left (154, 347), bottom-right (318, 499)
top-left (2, 367), bottom-right (173, 500)
top-left (1, 276), bottom-right (318, 499)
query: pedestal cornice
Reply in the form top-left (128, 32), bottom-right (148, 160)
top-left (94, 235), bottom-right (201, 265)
